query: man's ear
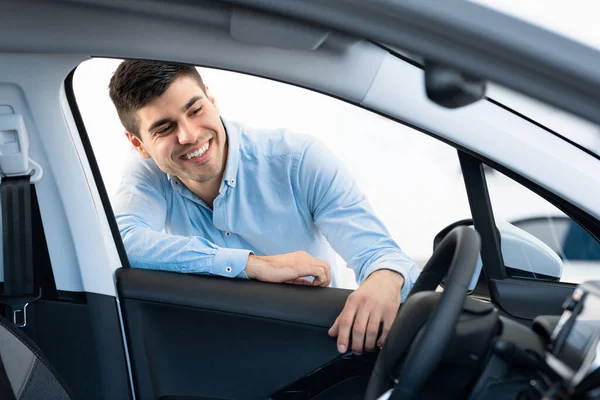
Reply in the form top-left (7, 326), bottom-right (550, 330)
top-left (204, 85), bottom-right (219, 111)
top-left (125, 131), bottom-right (151, 158)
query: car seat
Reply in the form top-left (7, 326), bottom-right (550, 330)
top-left (0, 314), bottom-right (72, 399)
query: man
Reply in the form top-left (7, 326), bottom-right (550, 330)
top-left (109, 60), bottom-right (420, 355)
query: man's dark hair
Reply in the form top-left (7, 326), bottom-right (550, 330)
top-left (108, 60), bottom-right (206, 137)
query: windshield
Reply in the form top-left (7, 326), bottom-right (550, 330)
top-left (469, 1), bottom-right (600, 156)
top-left (487, 84), bottom-right (600, 157)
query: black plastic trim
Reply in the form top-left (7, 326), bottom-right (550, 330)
top-left (117, 268), bottom-right (349, 328)
top-left (55, 290), bottom-right (87, 304)
top-left (505, 266), bottom-right (560, 282)
top-left (458, 151), bottom-right (506, 284)
top-left (489, 279), bottom-right (576, 320)
top-left (30, 185), bottom-right (58, 300)
top-left (22, 292), bottom-right (131, 400)
top-left (270, 353), bottom-right (375, 399)
top-left (117, 269), bottom-right (349, 400)
top-left (63, 69), bottom-right (131, 269)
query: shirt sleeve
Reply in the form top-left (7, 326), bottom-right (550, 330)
top-left (295, 138), bottom-right (421, 302)
top-left (111, 156), bottom-right (252, 278)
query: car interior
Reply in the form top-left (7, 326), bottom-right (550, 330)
top-left (1, 1), bottom-right (600, 400)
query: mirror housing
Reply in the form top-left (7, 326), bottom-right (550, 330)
top-left (434, 219), bottom-right (563, 292)
top-left (424, 60), bottom-right (487, 109)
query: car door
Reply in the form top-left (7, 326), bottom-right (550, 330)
top-left (116, 268), bottom-right (361, 400)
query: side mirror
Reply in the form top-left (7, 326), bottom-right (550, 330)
top-left (495, 220), bottom-right (562, 281)
top-left (424, 60), bottom-right (487, 109)
top-left (434, 220), bottom-right (563, 292)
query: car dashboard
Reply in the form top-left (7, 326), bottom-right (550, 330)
top-left (542, 282), bottom-right (600, 398)
top-left (466, 281), bottom-right (600, 400)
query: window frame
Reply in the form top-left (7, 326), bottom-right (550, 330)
top-left (64, 60), bottom-right (600, 297)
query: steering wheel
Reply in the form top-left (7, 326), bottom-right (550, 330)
top-left (365, 226), bottom-right (481, 400)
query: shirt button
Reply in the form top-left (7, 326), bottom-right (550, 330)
top-left (225, 266), bottom-right (232, 273)
top-left (225, 231), bottom-right (231, 236)
top-left (230, 179), bottom-right (235, 184)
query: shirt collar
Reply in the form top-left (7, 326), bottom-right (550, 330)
top-left (167, 117), bottom-right (240, 189)
top-left (221, 117), bottom-right (240, 188)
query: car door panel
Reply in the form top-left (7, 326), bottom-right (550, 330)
top-left (489, 279), bottom-right (575, 321)
top-left (116, 268), bottom-right (367, 400)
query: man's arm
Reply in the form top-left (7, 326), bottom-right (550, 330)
top-left (112, 157), bottom-right (330, 284)
top-left (112, 160), bottom-right (251, 277)
top-left (295, 137), bottom-right (421, 353)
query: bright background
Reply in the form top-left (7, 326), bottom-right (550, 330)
top-left (73, 58), bottom-right (567, 288)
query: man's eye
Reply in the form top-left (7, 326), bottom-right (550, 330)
top-left (156, 125), bottom-right (173, 135)
top-left (191, 107), bottom-right (202, 115)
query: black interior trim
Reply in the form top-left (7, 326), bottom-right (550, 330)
top-left (505, 266), bottom-right (560, 282)
top-left (489, 279), bottom-right (576, 320)
top-left (55, 290), bottom-right (87, 304)
top-left (116, 268), bottom-right (349, 328)
top-left (458, 151), bottom-right (505, 285)
top-left (30, 184), bottom-right (58, 300)
top-left (117, 268), bottom-right (351, 400)
top-left (270, 353), bottom-right (376, 399)
top-left (63, 68), bottom-right (131, 269)
top-left (22, 293), bottom-right (131, 400)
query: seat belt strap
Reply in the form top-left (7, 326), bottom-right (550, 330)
top-left (2, 176), bottom-right (34, 295)
top-left (0, 176), bottom-right (40, 327)
top-left (0, 114), bottom-right (42, 327)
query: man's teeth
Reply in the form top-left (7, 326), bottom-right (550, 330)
top-left (184, 142), bottom-right (210, 160)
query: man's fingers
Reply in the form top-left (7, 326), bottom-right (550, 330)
top-left (328, 316), bottom-right (339, 337)
top-left (310, 264), bottom-right (329, 287)
top-left (351, 306), bottom-right (370, 355)
top-left (364, 311), bottom-right (383, 352)
top-left (336, 299), bottom-right (358, 354)
top-left (286, 278), bottom-right (313, 286)
top-left (317, 260), bottom-right (331, 286)
top-left (377, 308), bottom-right (397, 347)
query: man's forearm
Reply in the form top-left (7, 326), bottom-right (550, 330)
top-left (243, 251), bottom-right (331, 286)
top-left (118, 215), bottom-right (250, 278)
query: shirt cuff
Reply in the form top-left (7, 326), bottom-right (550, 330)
top-left (212, 248), bottom-right (252, 278)
top-left (362, 262), bottom-right (418, 303)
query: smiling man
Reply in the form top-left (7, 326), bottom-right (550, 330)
top-left (109, 60), bottom-right (420, 355)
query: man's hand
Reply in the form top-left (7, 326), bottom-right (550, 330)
top-left (328, 269), bottom-right (404, 354)
top-left (245, 251), bottom-right (331, 286)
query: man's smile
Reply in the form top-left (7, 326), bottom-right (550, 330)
top-left (180, 139), bottom-right (212, 164)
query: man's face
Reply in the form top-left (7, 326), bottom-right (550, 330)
top-left (126, 76), bottom-right (227, 188)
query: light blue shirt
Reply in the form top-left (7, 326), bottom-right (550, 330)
top-left (112, 118), bottom-right (420, 302)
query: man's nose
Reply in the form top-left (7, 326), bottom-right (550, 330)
top-left (177, 122), bottom-right (196, 144)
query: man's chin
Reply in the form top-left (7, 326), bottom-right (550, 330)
top-left (186, 170), bottom-right (221, 185)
